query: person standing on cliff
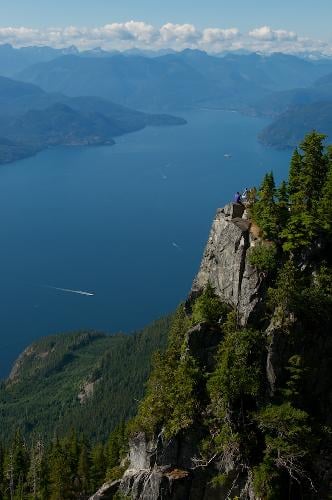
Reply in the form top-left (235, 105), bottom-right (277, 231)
top-left (241, 188), bottom-right (248, 202)
top-left (234, 192), bottom-right (243, 205)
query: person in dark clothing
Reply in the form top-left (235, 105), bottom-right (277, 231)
top-left (234, 191), bottom-right (243, 204)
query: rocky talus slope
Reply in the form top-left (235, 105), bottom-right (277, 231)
top-left (91, 203), bottom-right (332, 500)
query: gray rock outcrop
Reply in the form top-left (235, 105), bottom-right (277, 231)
top-left (89, 480), bottom-right (121, 499)
top-left (190, 204), bottom-right (263, 325)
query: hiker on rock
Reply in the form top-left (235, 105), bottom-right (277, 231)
top-left (241, 188), bottom-right (248, 202)
top-left (234, 191), bottom-right (243, 205)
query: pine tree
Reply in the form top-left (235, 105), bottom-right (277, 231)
top-left (281, 132), bottom-right (329, 251)
top-left (252, 172), bottom-right (278, 240)
top-left (77, 443), bottom-right (91, 496)
top-left (48, 439), bottom-right (73, 500)
top-left (288, 148), bottom-right (303, 198)
top-left (276, 180), bottom-right (289, 230)
top-left (27, 440), bottom-right (46, 499)
top-left (299, 130), bottom-right (328, 210)
top-left (318, 152), bottom-right (332, 236)
top-left (90, 443), bottom-right (107, 491)
top-left (2, 430), bottom-right (29, 499)
top-left (107, 427), bottom-right (121, 471)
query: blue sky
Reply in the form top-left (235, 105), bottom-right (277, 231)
top-left (0, 0), bottom-right (331, 37)
top-left (0, 0), bottom-right (331, 54)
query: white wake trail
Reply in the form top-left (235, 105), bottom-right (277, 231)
top-left (45, 286), bottom-right (94, 296)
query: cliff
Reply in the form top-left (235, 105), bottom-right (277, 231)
top-left (91, 193), bottom-right (332, 499)
top-left (190, 203), bottom-right (263, 325)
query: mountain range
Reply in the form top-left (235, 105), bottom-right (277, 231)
top-left (1, 45), bottom-right (332, 155)
top-left (14, 50), bottom-right (332, 112)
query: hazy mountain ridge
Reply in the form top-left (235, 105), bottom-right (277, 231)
top-left (0, 43), bottom-right (79, 77)
top-left (255, 71), bottom-right (332, 146)
top-left (15, 50), bottom-right (332, 112)
top-left (0, 75), bottom-right (186, 164)
top-left (9, 48), bottom-right (332, 150)
top-left (2, 45), bottom-right (332, 154)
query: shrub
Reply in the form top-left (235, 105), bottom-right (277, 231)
top-left (248, 243), bottom-right (277, 273)
top-left (191, 284), bottom-right (228, 325)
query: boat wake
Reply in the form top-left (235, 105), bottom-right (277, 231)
top-left (45, 286), bottom-right (94, 297)
top-left (172, 241), bottom-right (182, 251)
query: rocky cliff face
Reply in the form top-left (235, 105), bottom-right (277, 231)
top-left (190, 203), bottom-right (263, 326)
top-left (90, 203), bottom-right (332, 499)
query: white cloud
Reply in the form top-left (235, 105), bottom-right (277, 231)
top-left (96, 21), bottom-right (156, 43)
top-left (159, 23), bottom-right (200, 46)
top-left (0, 22), bottom-right (330, 57)
top-left (202, 28), bottom-right (239, 44)
top-left (249, 26), bottom-right (297, 42)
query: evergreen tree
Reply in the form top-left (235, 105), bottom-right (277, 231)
top-left (276, 180), bottom-right (289, 230)
top-left (251, 172), bottom-right (278, 240)
top-left (77, 443), bottom-right (90, 496)
top-left (27, 440), bottom-right (47, 499)
top-left (48, 439), bottom-right (73, 500)
top-left (90, 443), bottom-right (107, 491)
top-left (299, 130), bottom-right (328, 210)
top-left (2, 430), bottom-right (29, 499)
top-left (278, 132), bottom-right (330, 251)
top-left (288, 148), bottom-right (303, 198)
top-left (107, 425), bottom-right (122, 471)
top-left (318, 154), bottom-right (332, 236)
top-left (268, 259), bottom-right (300, 322)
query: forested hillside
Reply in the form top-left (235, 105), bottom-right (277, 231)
top-left (0, 316), bottom-right (171, 446)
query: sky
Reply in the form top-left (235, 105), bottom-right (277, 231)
top-left (0, 0), bottom-right (331, 55)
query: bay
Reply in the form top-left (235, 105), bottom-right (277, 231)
top-left (0, 109), bottom-right (291, 377)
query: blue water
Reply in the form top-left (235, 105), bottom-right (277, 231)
top-left (0, 109), bottom-right (291, 377)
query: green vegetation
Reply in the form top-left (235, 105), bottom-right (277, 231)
top-left (191, 284), bottom-right (229, 325)
top-left (132, 306), bottom-right (200, 439)
top-left (0, 316), bottom-right (172, 445)
top-left (0, 425), bottom-right (128, 499)
top-left (251, 130), bottom-right (332, 252)
top-left (248, 242), bottom-right (277, 273)
top-left (127, 131), bottom-right (332, 499)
